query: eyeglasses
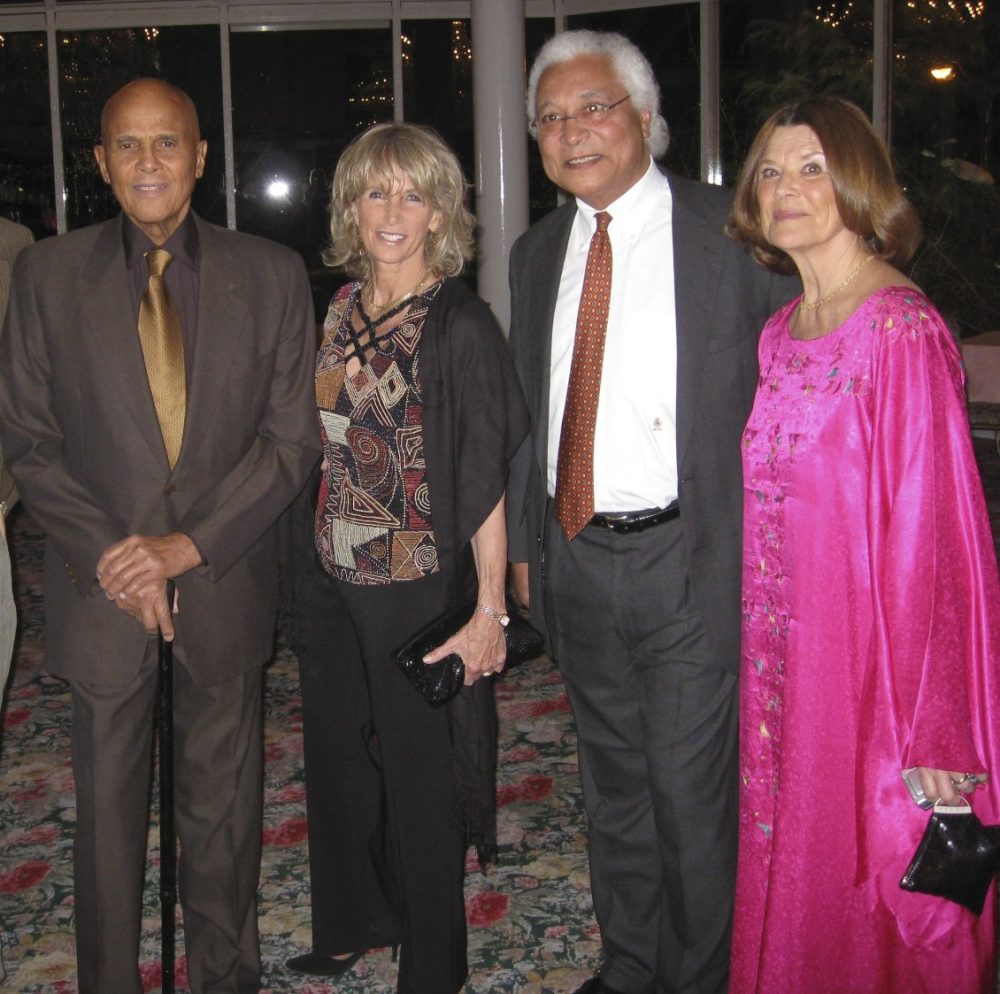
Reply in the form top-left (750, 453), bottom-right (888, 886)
top-left (532, 95), bottom-right (632, 135)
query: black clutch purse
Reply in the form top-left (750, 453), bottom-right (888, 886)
top-left (392, 599), bottom-right (544, 708)
top-left (899, 800), bottom-right (1000, 914)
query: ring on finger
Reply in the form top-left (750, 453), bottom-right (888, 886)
top-left (951, 774), bottom-right (970, 786)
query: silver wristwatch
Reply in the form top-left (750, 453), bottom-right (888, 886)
top-left (476, 603), bottom-right (510, 627)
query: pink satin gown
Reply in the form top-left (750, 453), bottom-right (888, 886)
top-left (731, 288), bottom-right (1000, 994)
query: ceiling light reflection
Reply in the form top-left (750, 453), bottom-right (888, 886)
top-left (266, 179), bottom-right (290, 200)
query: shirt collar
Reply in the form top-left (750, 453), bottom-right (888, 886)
top-left (123, 209), bottom-right (200, 273)
top-left (571, 158), bottom-right (670, 250)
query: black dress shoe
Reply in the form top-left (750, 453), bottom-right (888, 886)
top-left (572, 974), bottom-right (626, 994)
top-left (285, 950), bottom-right (364, 976)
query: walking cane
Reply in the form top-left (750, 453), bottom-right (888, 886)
top-left (157, 579), bottom-right (177, 994)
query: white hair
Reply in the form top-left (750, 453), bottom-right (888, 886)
top-left (526, 30), bottom-right (670, 159)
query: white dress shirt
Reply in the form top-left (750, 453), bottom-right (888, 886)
top-left (547, 159), bottom-right (677, 512)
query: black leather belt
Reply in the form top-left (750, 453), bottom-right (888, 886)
top-left (588, 501), bottom-right (680, 534)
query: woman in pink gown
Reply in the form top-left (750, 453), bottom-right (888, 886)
top-left (725, 96), bottom-right (1000, 993)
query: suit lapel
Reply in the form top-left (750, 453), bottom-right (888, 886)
top-left (670, 176), bottom-right (724, 458)
top-left (81, 217), bottom-right (168, 464)
top-left (533, 204), bottom-right (574, 478)
top-left (181, 216), bottom-right (250, 459)
top-left (537, 180), bottom-right (722, 476)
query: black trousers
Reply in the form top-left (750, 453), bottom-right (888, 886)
top-left (296, 567), bottom-right (469, 994)
top-left (543, 503), bottom-right (739, 994)
top-left (295, 564), bottom-right (402, 956)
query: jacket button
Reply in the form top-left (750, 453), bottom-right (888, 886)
top-left (164, 484), bottom-right (176, 496)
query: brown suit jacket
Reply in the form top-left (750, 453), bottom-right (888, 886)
top-left (0, 213), bottom-right (321, 686)
top-left (0, 216), bottom-right (34, 512)
top-left (0, 216), bottom-right (33, 322)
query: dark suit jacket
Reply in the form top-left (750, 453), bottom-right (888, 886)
top-left (506, 169), bottom-right (795, 672)
top-left (0, 213), bottom-right (321, 687)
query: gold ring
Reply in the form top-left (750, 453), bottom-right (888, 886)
top-left (951, 774), bottom-right (970, 786)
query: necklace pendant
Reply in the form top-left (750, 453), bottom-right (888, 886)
top-left (799, 253), bottom-right (875, 312)
top-left (363, 268), bottom-right (433, 318)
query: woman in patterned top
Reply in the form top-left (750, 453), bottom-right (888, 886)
top-left (284, 122), bottom-right (528, 993)
top-left (725, 97), bottom-right (1000, 993)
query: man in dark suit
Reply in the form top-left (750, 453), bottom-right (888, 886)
top-left (507, 32), bottom-right (793, 994)
top-left (0, 79), bottom-right (319, 993)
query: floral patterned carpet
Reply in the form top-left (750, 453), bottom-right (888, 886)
top-left (2, 437), bottom-right (998, 994)
top-left (0, 511), bottom-right (600, 994)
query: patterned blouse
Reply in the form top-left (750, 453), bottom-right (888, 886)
top-left (314, 278), bottom-right (443, 585)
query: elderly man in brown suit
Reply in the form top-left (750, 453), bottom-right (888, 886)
top-left (0, 80), bottom-right (319, 993)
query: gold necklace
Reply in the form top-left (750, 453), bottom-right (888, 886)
top-left (363, 269), bottom-right (432, 317)
top-left (799, 254), bottom-right (875, 312)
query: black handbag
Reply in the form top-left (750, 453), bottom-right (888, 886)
top-left (899, 799), bottom-right (1000, 914)
top-left (392, 599), bottom-right (544, 708)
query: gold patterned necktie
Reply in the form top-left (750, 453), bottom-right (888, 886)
top-left (554, 211), bottom-right (613, 540)
top-left (138, 248), bottom-right (186, 469)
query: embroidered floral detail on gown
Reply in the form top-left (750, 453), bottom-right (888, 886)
top-left (731, 288), bottom-right (1000, 994)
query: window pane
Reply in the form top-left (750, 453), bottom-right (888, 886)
top-left (230, 26), bottom-right (391, 317)
top-left (566, 5), bottom-right (700, 181)
top-left (0, 31), bottom-right (53, 238)
top-left (720, 0), bottom-right (874, 186)
top-left (401, 19), bottom-right (473, 181)
top-left (58, 25), bottom-right (224, 231)
top-left (892, 0), bottom-right (999, 336)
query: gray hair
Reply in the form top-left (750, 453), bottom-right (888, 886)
top-left (526, 30), bottom-right (669, 159)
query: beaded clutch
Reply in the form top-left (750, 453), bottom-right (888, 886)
top-left (899, 799), bottom-right (1000, 914)
top-left (393, 600), bottom-right (544, 708)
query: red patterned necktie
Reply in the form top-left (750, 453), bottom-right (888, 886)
top-left (554, 211), bottom-right (613, 540)
top-left (138, 248), bottom-right (186, 469)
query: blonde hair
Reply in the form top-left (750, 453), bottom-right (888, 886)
top-left (324, 122), bottom-right (475, 280)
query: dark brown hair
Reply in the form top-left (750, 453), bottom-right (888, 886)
top-left (726, 96), bottom-right (921, 274)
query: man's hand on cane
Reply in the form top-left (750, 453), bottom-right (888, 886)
top-left (96, 532), bottom-right (202, 639)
